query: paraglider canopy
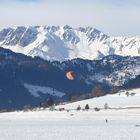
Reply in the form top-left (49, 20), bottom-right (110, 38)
top-left (66, 70), bottom-right (75, 80)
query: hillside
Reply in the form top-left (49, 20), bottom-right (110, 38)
top-left (0, 47), bottom-right (140, 109)
top-left (56, 88), bottom-right (140, 110)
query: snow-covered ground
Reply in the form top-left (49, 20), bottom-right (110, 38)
top-left (0, 109), bottom-right (140, 140)
top-left (56, 88), bottom-right (140, 110)
top-left (0, 88), bottom-right (140, 140)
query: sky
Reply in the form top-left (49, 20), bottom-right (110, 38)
top-left (0, 0), bottom-right (140, 36)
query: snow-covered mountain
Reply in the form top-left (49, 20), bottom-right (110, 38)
top-left (0, 25), bottom-right (140, 61)
top-left (54, 55), bottom-right (140, 86)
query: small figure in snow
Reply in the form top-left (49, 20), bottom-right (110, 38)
top-left (105, 119), bottom-right (108, 123)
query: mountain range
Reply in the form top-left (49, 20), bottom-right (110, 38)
top-left (0, 25), bottom-right (140, 110)
top-left (0, 47), bottom-right (140, 109)
top-left (0, 25), bottom-right (140, 61)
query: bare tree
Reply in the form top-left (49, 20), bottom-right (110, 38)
top-left (104, 103), bottom-right (109, 109)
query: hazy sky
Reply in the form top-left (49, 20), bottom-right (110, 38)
top-left (0, 0), bottom-right (140, 36)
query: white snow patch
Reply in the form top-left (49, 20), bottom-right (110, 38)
top-left (24, 83), bottom-right (65, 98)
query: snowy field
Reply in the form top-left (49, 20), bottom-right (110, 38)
top-left (0, 109), bottom-right (140, 140)
top-left (0, 88), bottom-right (140, 140)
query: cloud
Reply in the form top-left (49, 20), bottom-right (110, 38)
top-left (0, 0), bottom-right (139, 36)
top-left (92, 0), bottom-right (140, 7)
top-left (1, 0), bottom-right (140, 6)
top-left (0, 0), bottom-right (43, 4)
top-left (0, 0), bottom-right (42, 2)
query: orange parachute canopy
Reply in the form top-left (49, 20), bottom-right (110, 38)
top-left (66, 70), bottom-right (75, 80)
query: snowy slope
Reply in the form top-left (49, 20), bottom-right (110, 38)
top-left (56, 88), bottom-right (140, 110)
top-left (0, 25), bottom-right (140, 61)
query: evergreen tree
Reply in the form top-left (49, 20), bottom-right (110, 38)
top-left (47, 96), bottom-right (54, 107)
top-left (85, 104), bottom-right (89, 110)
top-left (67, 95), bottom-right (72, 102)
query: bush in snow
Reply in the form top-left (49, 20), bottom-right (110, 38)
top-left (130, 92), bottom-right (136, 96)
top-left (125, 91), bottom-right (129, 96)
top-left (76, 105), bottom-right (81, 111)
top-left (24, 105), bottom-right (33, 111)
top-left (94, 107), bottom-right (100, 111)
